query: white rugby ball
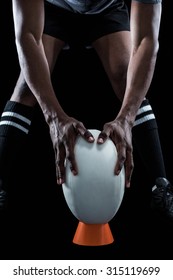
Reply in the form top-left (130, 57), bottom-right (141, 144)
top-left (62, 129), bottom-right (125, 224)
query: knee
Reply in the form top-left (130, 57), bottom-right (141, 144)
top-left (11, 73), bottom-right (37, 107)
top-left (108, 61), bottom-right (128, 100)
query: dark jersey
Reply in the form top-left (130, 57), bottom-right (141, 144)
top-left (45, 0), bottom-right (161, 14)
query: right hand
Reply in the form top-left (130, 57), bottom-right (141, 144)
top-left (48, 116), bottom-right (94, 185)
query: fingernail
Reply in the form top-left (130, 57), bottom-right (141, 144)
top-left (98, 138), bottom-right (104, 143)
top-left (72, 170), bottom-right (78, 176)
top-left (126, 182), bottom-right (130, 188)
top-left (57, 178), bottom-right (63, 185)
top-left (89, 136), bottom-right (94, 141)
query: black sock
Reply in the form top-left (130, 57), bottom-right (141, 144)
top-left (0, 100), bottom-right (34, 137)
top-left (133, 99), bottom-right (166, 187)
top-left (0, 100), bottom-right (34, 204)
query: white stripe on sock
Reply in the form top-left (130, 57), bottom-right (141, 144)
top-left (152, 185), bottom-right (157, 192)
top-left (133, 114), bottom-right (155, 127)
top-left (2, 112), bottom-right (31, 125)
top-left (136, 105), bottom-right (152, 116)
top-left (0, 120), bottom-right (29, 134)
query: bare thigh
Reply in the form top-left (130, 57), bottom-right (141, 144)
top-left (92, 31), bottom-right (131, 101)
top-left (11, 35), bottom-right (65, 107)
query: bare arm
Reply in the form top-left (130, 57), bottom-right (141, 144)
top-left (118, 1), bottom-right (162, 124)
top-left (12, 0), bottom-right (66, 120)
top-left (99, 1), bottom-right (162, 187)
top-left (12, 0), bottom-right (94, 184)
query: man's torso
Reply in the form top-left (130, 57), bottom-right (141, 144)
top-left (45, 0), bottom-right (117, 14)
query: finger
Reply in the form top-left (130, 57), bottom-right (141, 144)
top-left (83, 130), bottom-right (95, 142)
top-left (74, 123), bottom-right (95, 142)
top-left (97, 131), bottom-right (109, 144)
top-left (78, 129), bottom-right (95, 143)
top-left (56, 165), bottom-right (65, 185)
top-left (65, 141), bottom-right (78, 176)
top-left (124, 150), bottom-right (134, 188)
top-left (114, 143), bottom-right (126, 175)
top-left (56, 143), bottom-right (66, 185)
top-left (70, 124), bottom-right (94, 173)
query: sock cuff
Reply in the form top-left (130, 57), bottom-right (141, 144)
top-left (3, 101), bottom-right (34, 119)
top-left (133, 98), bottom-right (157, 129)
top-left (0, 101), bottom-right (34, 136)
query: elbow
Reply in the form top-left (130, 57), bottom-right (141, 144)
top-left (149, 39), bottom-right (160, 64)
top-left (152, 38), bottom-right (159, 58)
top-left (15, 30), bottom-right (41, 50)
top-left (133, 37), bottom-right (160, 61)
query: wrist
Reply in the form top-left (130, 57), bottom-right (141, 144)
top-left (116, 112), bottom-right (135, 128)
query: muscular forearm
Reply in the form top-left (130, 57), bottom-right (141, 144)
top-left (117, 1), bottom-right (162, 125)
top-left (12, 0), bottom-right (67, 124)
top-left (16, 34), bottom-right (67, 122)
top-left (118, 37), bottom-right (158, 124)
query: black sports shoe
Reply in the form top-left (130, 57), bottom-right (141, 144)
top-left (151, 177), bottom-right (173, 221)
top-left (0, 189), bottom-right (7, 210)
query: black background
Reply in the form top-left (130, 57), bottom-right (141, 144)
top-left (0, 1), bottom-right (173, 260)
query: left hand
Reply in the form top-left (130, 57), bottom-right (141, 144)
top-left (97, 118), bottom-right (134, 188)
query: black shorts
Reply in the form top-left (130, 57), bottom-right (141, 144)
top-left (43, 0), bottom-right (130, 47)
